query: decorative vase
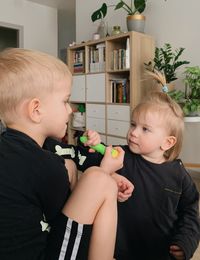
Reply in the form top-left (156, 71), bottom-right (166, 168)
top-left (111, 25), bottom-right (122, 36)
top-left (126, 14), bottom-right (145, 33)
top-left (97, 19), bottom-right (107, 38)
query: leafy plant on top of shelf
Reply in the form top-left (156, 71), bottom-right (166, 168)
top-left (91, 1), bottom-right (146, 22)
top-left (145, 43), bottom-right (190, 84)
top-left (91, 1), bottom-right (168, 22)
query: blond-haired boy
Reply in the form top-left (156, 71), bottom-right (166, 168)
top-left (0, 48), bottom-right (133, 260)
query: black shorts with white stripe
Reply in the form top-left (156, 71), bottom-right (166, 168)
top-left (45, 213), bottom-right (93, 260)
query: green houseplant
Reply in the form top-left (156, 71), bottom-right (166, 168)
top-left (91, 1), bottom-right (168, 33)
top-left (91, 1), bottom-right (147, 33)
top-left (91, 1), bottom-right (146, 22)
top-left (180, 66), bottom-right (200, 116)
top-left (145, 43), bottom-right (190, 85)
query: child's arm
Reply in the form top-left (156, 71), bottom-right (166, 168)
top-left (99, 146), bottom-right (135, 202)
top-left (169, 167), bottom-right (200, 260)
top-left (64, 159), bottom-right (78, 190)
top-left (99, 146), bottom-right (124, 175)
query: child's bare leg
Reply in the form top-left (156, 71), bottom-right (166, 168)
top-left (62, 166), bottom-right (118, 260)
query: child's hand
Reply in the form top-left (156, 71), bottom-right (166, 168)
top-left (170, 245), bottom-right (185, 260)
top-left (83, 129), bottom-right (101, 152)
top-left (100, 146), bottom-right (124, 175)
top-left (111, 173), bottom-right (134, 202)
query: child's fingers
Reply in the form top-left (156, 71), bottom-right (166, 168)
top-left (104, 145), bottom-right (112, 156)
top-left (114, 146), bottom-right (125, 158)
top-left (125, 184), bottom-right (134, 194)
top-left (117, 184), bottom-right (133, 199)
top-left (117, 192), bottom-right (129, 202)
top-left (112, 147), bottom-right (124, 161)
top-left (86, 129), bottom-right (100, 146)
top-left (118, 179), bottom-right (134, 194)
top-left (170, 245), bottom-right (185, 260)
top-left (88, 148), bottom-right (95, 153)
top-left (119, 188), bottom-right (132, 197)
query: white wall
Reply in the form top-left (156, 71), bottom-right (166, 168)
top-left (58, 1), bottom-right (76, 62)
top-left (0, 0), bottom-right (58, 56)
top-left (180, 122), bottom-right (200, 164)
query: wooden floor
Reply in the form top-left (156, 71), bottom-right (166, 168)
top-left (192, 246), bottom-right (200, 260)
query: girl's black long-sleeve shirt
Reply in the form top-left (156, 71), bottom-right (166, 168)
top-left (114, 146), bottom-right (200, 260)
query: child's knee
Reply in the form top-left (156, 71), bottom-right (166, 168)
top-left (83, 167), bottom-right (118, 195)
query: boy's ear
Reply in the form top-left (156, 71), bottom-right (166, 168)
top-left (161, 136), bottom-right (177, 151)
top-left (27, 98), bottom-right (42, 123)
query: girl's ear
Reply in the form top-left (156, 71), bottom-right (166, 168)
top-left (27, 98), bottom-right (42, 123)
top-left (161, 136), bottom-right (177, 151)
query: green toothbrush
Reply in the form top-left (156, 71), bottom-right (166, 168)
top-left (80, 136), bottom-right (118, 158)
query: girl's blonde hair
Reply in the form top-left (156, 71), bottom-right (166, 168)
top-left (0, 48), bottom-right (71, 124)
top-left (133, 92), bottom-right (184, 161)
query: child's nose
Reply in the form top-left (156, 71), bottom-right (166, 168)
top-left (130, 127), bottom-right (138, 137)
top-left (68, 104), bottom-right (72, 115)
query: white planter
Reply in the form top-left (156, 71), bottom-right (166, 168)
top-left (184, 116), bottom-right (200, 123)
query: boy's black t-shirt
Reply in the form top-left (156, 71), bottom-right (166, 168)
top-left (0, 128), bottom-right (71, 259)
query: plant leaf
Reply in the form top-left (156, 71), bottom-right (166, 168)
top-left (91, 3), bottom-right (107, 22)
top-left (115, 1), bottom-right (125, 10)
top-left (134, 0), bottom-right (146, 13)
top-left (174, 60), bottom-right (190, 70)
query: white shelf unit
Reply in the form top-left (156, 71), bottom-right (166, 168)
top-left (184, 116), bottom-right (200, 123)
top-left (67, 32), bottom-right (155, 144)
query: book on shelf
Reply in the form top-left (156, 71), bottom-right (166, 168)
top-left (89, 43), bottom-right (105, 73)
top-left (73, 49), bottom-right (85, 73)
top-left (111, 38), bottom-right (130, 70)
top-left (125, 38), bottom-right (130, 69)
top-left (109, 78), bottom-right (130, 103)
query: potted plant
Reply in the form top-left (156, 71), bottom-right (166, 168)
top-left (91, 1), bottom-right (168, 33)
top-left (181, 66), bottom-right (200, 116)
top-left (91, 1), bottom-right (147, 33)
top-left (145, 43), bottom-right (190, 92)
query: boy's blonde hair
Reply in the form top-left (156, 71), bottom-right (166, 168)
top-left (0, 48), bottom-right (71, 124)
top-left (133, 92), bottom-right (184, 161)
